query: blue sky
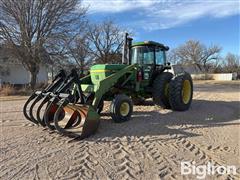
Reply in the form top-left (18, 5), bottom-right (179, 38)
top-left (82, 0), bottom-right (240, 55)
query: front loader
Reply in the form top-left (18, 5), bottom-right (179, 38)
top-left (23, 33), bottom-right (193, 139)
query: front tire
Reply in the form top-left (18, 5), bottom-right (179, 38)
top-left (169, 72), bottom-right (193, 111)
top-left (110, 94), bottom-right (133, 123)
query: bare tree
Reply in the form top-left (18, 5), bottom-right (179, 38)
top-left (65, 34), bottom-right (92, 76)
top-left (87, 20), bottom-right (124, 64)
top-left (223, 53), bottom-right (240, 73)
top-left (167, 49), bottom-right (179, 65)
top-left (172, 40), bottom-right (221, 72)
top-left (0, 0), bottom-right (86, 88)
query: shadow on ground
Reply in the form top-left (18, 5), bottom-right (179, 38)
top-left (83, 99), bottom-right (240, 141)
top-left (193, 83), bottom-right (240, 92)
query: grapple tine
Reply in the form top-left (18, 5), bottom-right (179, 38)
top-left (29, 94), bottom-right (44, 125)
top-left (36, 95), bottom-right (51, 126)
top-left (23, 93), bottom-right (39, 125)
top-left (54, 100), bottom-right (100, 138)
top-left (44, 97), bottom-right (60, 130)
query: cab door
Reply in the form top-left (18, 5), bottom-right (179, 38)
top-left (142, 46), bottom-right (155, 80)
top-left (131, 45), bottom-right (156, 82)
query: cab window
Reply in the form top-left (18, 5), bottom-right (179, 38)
top-left (131, 46), bottom-right (154, 64)
top-left (155, 48), bottom-right (165, 65)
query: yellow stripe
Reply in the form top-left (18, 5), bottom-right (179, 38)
top-left (90, 69), bottom-right (112, 73)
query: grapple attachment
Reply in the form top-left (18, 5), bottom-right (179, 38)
top-left (23, 67), bottom-right (102, 138)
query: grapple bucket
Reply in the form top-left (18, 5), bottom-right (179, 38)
top-left (53, 102), bottom-right (100, 138)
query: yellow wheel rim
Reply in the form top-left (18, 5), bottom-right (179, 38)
top-left (182, 80), bottom-right (191, 104)
top-left (120, 102), bottom-right (130, 116)
top-left (164, 83), bottom-right (169, 97)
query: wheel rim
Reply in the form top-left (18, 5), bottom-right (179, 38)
top-left (182, 80), bottom-right (191, 104)
top-left (120, 102), bottom-right (130, 116)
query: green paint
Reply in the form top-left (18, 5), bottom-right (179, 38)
top-left (90, 64), bottom-right (128, 84)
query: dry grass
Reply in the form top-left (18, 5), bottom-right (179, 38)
top-left (0, 84), bottom-right (16, 96)
top-left (0, 83), bottom-right (48, 96)
top-left (0, 84), bottom-right (33, 96)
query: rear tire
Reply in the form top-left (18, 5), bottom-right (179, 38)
top-left (110, 94), bottom-right (133, 123)
top-left (152, 72), bottom-right (173, 109)
top-left (169, 72), bottom-right (193, 111)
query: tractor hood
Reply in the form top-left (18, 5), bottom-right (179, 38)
top-left (90, 64), bottom-right (127, 84)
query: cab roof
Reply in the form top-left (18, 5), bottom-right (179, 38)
top-left (132, 41), bottom-right (169, 51)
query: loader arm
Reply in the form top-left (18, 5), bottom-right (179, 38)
top-left (92, 64), bottom-right (137, 109)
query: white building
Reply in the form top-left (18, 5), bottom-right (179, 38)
top-left (0, 46), bottom-right (48, 85)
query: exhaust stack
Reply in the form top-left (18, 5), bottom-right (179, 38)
top-left (122, 33), bottom-right (133, 65)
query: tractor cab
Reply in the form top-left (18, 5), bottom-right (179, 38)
top-left (130, 41), bottom-right (169, 66)
top-left (129, 41), bottom-right (170, 81)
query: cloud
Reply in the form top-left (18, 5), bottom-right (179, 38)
top-left (82, 0), bottom-right (158, 13)
top-left (82, 0), bottom-right (240, 30)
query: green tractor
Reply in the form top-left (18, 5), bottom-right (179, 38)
top-left (23, 33), bottom-right (193, 138)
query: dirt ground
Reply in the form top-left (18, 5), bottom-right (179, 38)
top-left (1, 81), bottom-right (239, 180)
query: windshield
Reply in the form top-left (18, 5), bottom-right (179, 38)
top-left (131, 46), bottom-right (154, 64)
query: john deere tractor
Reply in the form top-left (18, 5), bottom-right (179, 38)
top-left (23, 33), bottom-right (193, 139)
